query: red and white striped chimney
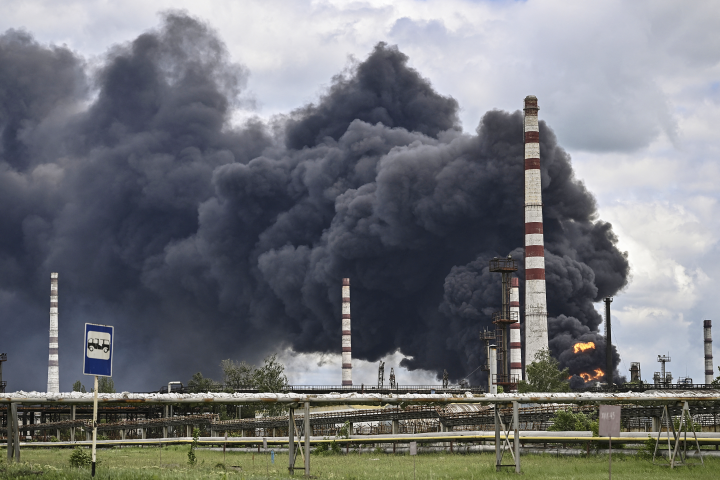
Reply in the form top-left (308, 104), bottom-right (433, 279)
top-left (342, 278), bottom-right (352, 386)
top-left (47, 272), bottom-right (59, 393)
top-left (523, 95), bottom-right (549, 371)
top-left (509, 277), bottom-right (522, 382)
top-left (704, 320), bottom-right (713, 385)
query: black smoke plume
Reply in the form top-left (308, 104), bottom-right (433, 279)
top-left (0, 13), bottom-right (629, 392)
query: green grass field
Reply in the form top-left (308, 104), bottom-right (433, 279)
top-left (1, 446), bottom-right (717, 479)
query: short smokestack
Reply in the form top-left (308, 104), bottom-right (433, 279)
top-left (509, 277), bottom-right (522, 382)
top-left (489, 345), bottom-right (497, 394)
top-left (47, 272), bottom-right (59, 393)
top-left (523, 95), bottom-right (549, 373)
top-left (704, 320), bottom-right (713, 385)
top-left (341, 278), bottom-right (352, 386)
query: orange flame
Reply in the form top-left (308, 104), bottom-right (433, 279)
top-left (573, 342), bottom-right (595, 354)
top-left (578, 368), bottom-right (604, 382)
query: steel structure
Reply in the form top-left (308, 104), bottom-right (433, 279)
top-left (5, 402), bottom-right (720, 439)
top-left (704, 320), bottom-right (713, 384)
top-left (523, 95), bottom-right (549, 372)
top-left (479, 328), bottom-right (497, 393)
top-left (509, 277), bottom-right (522, 382)
top-left (654, 355), bottom-right (672, 386)
top-left (47, 273), bottom-right (59, 393)
top-left (341, 278), bottom-right (352, 385)
top-left (629, 362), bottom-right (641, 383)
top-left (489, 256), bottom-right (519, 389)
top-left (0, 353), bottom-right (6, 393)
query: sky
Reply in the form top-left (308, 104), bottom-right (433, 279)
top-left (1, 0), bottom-right (719, 390)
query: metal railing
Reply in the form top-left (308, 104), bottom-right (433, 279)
top-left (489, 257), bottom-right (518, 272)
top-left (157, 384), bottom-right (485, 394)
top-left (492, 311), bottom-right (519, 323)
top-left (492, 374), bottom-right (520, 385)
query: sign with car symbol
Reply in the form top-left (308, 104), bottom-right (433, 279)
top-left (83, 323), bottom-right (114, 377)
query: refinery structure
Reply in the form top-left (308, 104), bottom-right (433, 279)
top-left (0, 96), bottom-right (708, 398)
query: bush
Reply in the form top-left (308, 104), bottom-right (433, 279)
top-left (339, 421), bottom-right (351, 438)
top-left (69, 447), bottom-right (92, 468)
top-left (315, 439), bottom-right (342, 455)
top-left (636, 435), bottom-right (656, 460)
top-left (548, 409), bottom-right (598, 435)
top-left (188, 428), bottom-right (200, 466)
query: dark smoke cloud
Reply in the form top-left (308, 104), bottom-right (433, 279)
top-left (0, 13), bottom-right (629, 392)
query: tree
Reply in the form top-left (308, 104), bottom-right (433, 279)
top-left (219, 354), bottom-right (288, 393)
top-left (92, 377), bottom-right (115, 393)
top-left (548, 409), bottom-right (598, 435)
top-left (187, 372), bottom-right (220, 393)
top-left (712, 366), bottom-right (720, 387)
top-left (72, 380), bottom-right (86, 393)
top-left (253, 354), bottom-right (289, 393)
top-left (517, 348), bottom-right (570, 393)
top-left (221, 359), bottom-right (254, 390)
top-left (218, 354), bottom-right (289, 416)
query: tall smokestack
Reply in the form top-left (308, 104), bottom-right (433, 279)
top-left (604, 297), bottom-right (613, 386)
top-left (509, 277), bottom-right (522, 382)
top-left (704, 320), bottom-right (713, 385)
top-left (523, 95), bottom-right (548, 370)
top-left (341, 278), bottom-right (352, 386)
top-left (47, 272), bottom-right (59, 393)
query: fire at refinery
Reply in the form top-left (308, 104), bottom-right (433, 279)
top-left (579, 369), bottom-right (604, 382)
top-left (573, 342), bottom-right (595, 354)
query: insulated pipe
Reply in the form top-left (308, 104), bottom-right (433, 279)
top-left (15, 432), bottom-right (720, 448)
top-left (509, 277), bottom-right (522, 382)
top-left (704, 320), bottom-right (713, 385)
top-left (523, 96), bottom-right (548, 372)
top-left (5, 392), bottom-right (720, 405)
top-left (47, 273), bottom-right (59, 393)
top-left (341, 278), bottom-right (352, 386)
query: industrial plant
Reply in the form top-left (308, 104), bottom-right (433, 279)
top-left (1, 97), bottom-right (718, 475)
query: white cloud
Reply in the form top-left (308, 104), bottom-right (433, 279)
top-left (276, 348), bottom-right (438, 386)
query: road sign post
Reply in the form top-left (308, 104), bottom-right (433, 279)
top-left (599, 405), bottom-right (621, 480)
top-left (83, 323), bottom-right (114, 478)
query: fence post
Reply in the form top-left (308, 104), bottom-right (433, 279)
top-left (11, 403), bottom-right (20, 462)
top-left (288, 407), bottom-right (295, 475)
top-left (304, 402), bottom-right (310, 477)
top-left (6, 404), bottom-right (14, 462)
top-left (513, 401), bottom-right (520, 474)
top-left (494, 404), bottom-right (501, 471)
